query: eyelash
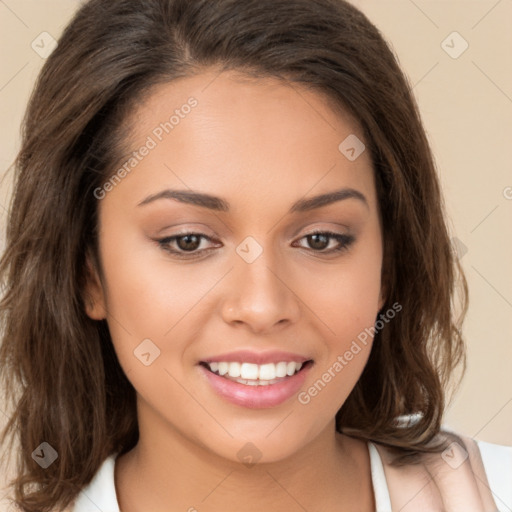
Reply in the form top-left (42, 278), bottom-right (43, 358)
top-left (155, 230), bottom-right (355, 259)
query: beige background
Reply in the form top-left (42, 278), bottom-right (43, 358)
top-left (0, 0), bottom-right (511, 506)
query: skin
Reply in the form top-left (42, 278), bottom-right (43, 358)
top-left (85, 68), bottom-right (386, 512)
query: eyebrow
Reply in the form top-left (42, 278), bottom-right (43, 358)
top-left (137, 187), bottom-right (369, 213)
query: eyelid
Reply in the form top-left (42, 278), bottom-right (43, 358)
top-left (153, 222), bottom-right (216, 237)
top-left (291, 221), bottom-right (352, 238)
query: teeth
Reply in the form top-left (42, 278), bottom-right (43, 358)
top-left (240, 363), bottom-right (259, 380)
top-left (286, 362), bottom-right (297, 376)
top-left (206, 361), bottom-right (304, 383)
top-left (275, 362), bottom-right (288, 378)
top-left (228, 362), bottom-right (241, 378)
top-left (259, 363), bottom-right (275, 380)
top-left (218, 362), bottom-right (229, 376)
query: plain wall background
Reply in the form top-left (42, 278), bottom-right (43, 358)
top-left (0, 0), bottom-right (511, 507)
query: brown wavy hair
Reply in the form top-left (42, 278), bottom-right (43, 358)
top-left (0, 0), bottom-right (468, 510)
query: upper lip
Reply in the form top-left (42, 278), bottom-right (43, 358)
top-left (201, 350), bottom-right (312, 365)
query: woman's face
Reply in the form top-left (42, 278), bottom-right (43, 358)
top-left (86, 69), bottom-right (386, 463)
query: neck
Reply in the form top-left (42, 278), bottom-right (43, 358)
top-left (114, 399), bottom-right (374, 512)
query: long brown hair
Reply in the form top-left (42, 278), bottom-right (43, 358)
top-left (0, 0), bottom-right (468, 510)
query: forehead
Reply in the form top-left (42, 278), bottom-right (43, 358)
top-left (106, 68), bottom-right (377, 214)
top-left (130, 68), bottom-right (366, 150)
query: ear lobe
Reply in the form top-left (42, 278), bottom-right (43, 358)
top-left (83, 255), bottom-right (106, 320)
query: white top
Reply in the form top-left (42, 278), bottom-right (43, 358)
top-left (72, 438), bottom-right (512, 511)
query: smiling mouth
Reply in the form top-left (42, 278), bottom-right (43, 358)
top-left (199, 360), bottom-right (314, 386)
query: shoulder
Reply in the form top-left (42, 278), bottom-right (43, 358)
top-left (441, 428), bottom-right (512, 506)
top-left (472, 436), bottom-right (512, 509)
top-left (373, 428), bottom-right (512, 511)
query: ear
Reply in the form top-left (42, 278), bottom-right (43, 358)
top-left (83, 254), bottom-right (107, 320)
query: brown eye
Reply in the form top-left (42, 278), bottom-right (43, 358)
top-left (295, 231), bottom-right (355, 254)
top-left (307, 233), bottom-right (330, 250)
top-left (175, 234), bottom-right (202, 252)
top-left (156, 232), bottom-right (217, 258)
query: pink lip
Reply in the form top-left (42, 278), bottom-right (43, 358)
top-left (199, 361), bottom-right (312, 409)
top-left (201, 350), bottom-right (310, 365)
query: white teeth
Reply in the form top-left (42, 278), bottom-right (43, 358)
top-left (259, 363), bottom-right (276, 380)
top-left (275, 361), bottom-right (288, 378)
top-left (227, 362), bottom-right (241, 378)
top-left (287, 361), bottom-right (298, 376)
top-left (218, 362), bottom-right (229, 376)
top-left (206, 360), bottom-right (305, 384)
top-left (240, 363), bottom-right (259, 380)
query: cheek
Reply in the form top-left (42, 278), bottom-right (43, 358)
top-left (295, 238), bottom-right (382, 409)
top-left (94, 218), bottom-right (183, 373)
top-left (97, 210), bottom-right (205, 331)
top-left (296, 269), bottom-right (380, 419)
top-left (97, 245), bottom-right (202, 418)
top-left (310, 270), bottom-right (380, 333)
top-left (96, 222), bottom-right (233, 396)
top-left (299, 239), bottom-right (383, 342)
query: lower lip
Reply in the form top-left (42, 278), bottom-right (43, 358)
top-left (199, 363), bottom-right (311, 409)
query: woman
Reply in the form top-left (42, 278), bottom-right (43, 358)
top-left (0, 0), bottom-right (510, 511)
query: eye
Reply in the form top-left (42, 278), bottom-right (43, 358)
top-left (155, 230), bottom-right (355, 259)
top-left (294, 230), bottom-right (355, 254)
top-left (156, 232), bottom-right (218, 259)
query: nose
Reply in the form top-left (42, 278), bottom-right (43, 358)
top-left (220, 245), bottom-right (301, 334)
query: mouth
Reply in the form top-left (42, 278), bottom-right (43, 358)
top-left (199, 360), bottom-right (313, 386)
top-left (198, 358), bottom-right (314, 409)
